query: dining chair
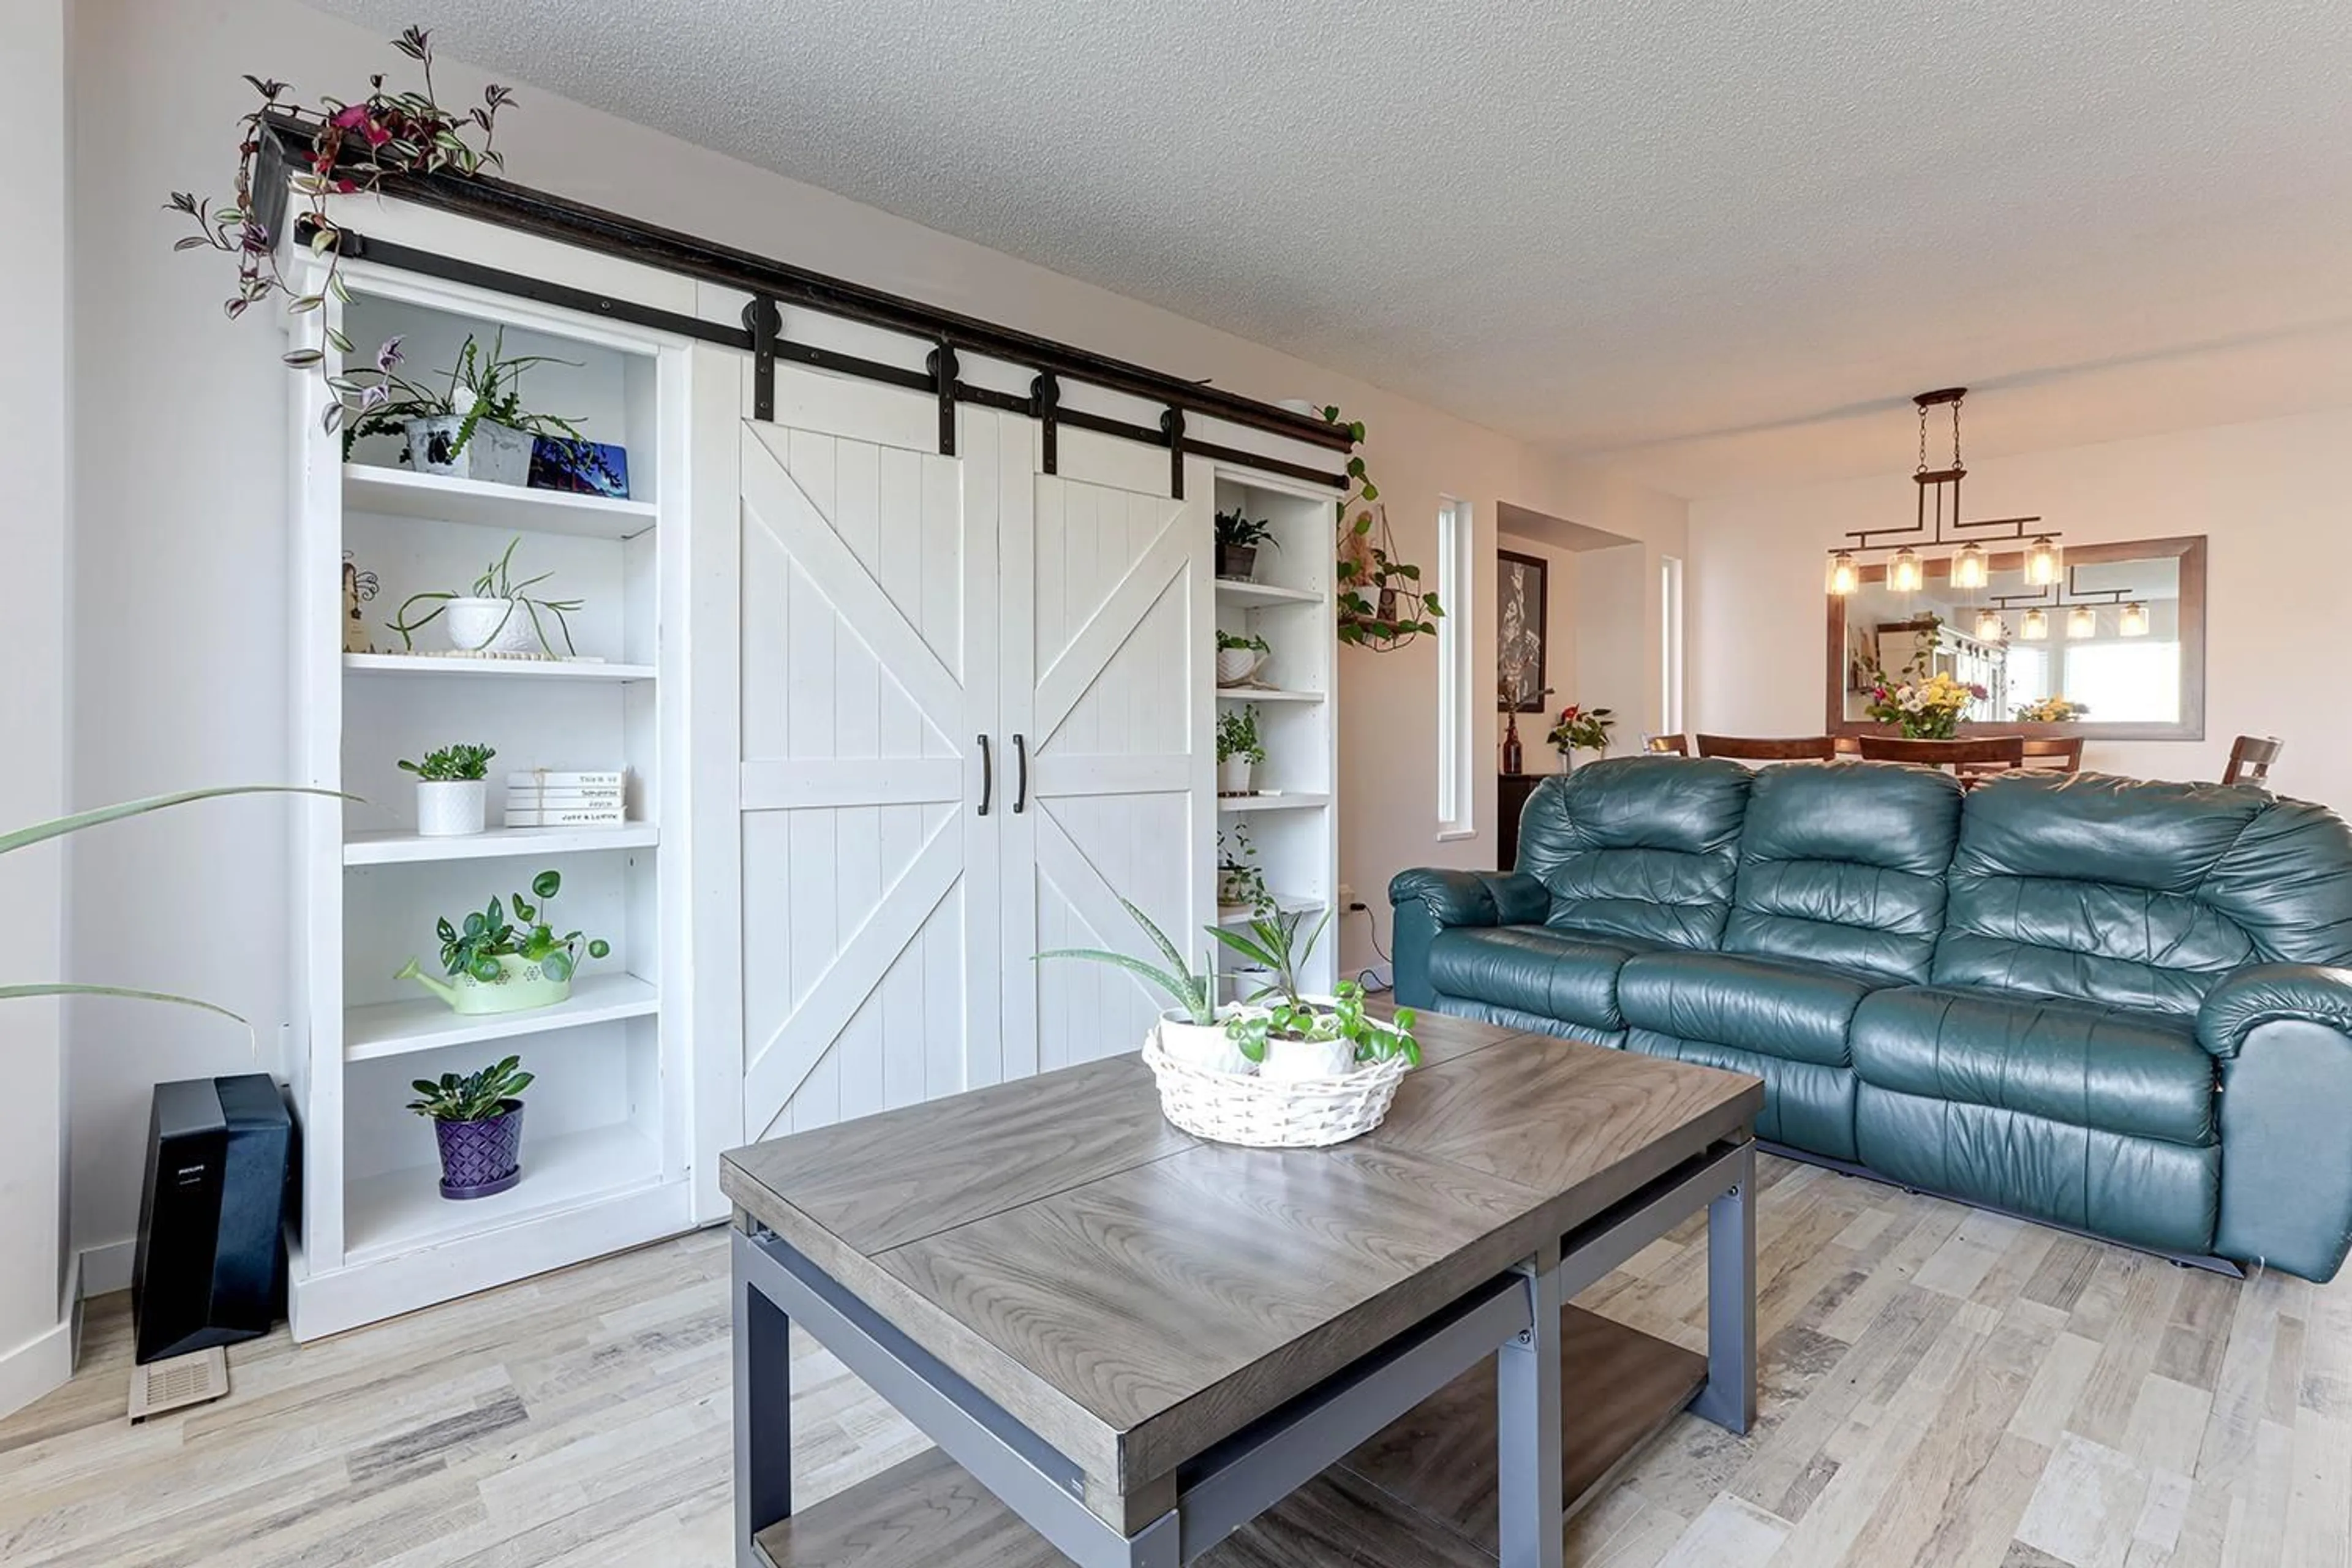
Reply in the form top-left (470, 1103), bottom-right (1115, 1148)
top-left (1645, 734), bottom-right (1691, 755)
top-left (1833, 735), bottom-right (1861, 756)
top-left (2223, 735), bottom-right (2283, 785)
top-left (2018, 736), bottom-right (2084, 772)
top-left (1695, 734), bottom-right (1838, 763)
top-left (1856, 735), bottom-right (2028, 773)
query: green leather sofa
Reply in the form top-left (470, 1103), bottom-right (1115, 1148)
top-left (1390, 758), bottom-right (2352, 1281)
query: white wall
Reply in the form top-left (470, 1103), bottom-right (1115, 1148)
top-left (0, 0), bottom-right (73, 1419)
top-left (1689, 404), bottom-right (2352, 811)
top-left (62, 0), bottom-right (1686, 1261)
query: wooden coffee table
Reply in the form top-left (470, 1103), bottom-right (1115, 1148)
top-left (722, 1012), bottom-right (1763, 1567)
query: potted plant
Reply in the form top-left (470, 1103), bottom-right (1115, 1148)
top-left (1215, 510), bottom-right (1279, 581)
top-left (1216, 824), bottom-right (1274, 916)
top-left (338, 330), bottom-right (589, 484)
top-left (1217, 705), bottom-right (1265, 795)
top-left (399, 741), bottom-right (495, 836)
top-left (394, 870), bottom-right (611, 1016)
top-left (1224, 981), bottom-right (1422, 1083)
top-left (388, 536), bottom-right (584, 658)
top-left (1036, 897), bottom-right (1252, 1075)
top-left (1865, 671), bottom-right (1986, 739)
top-left (167, 27), bottom-right (518, 435)
top-left (1545, 704), bottom-right (1616, 772)
top-left (407, 1055), bottom-right (533, 1200)
top-left (2015, 696), bottom-right (2088, 723)
top-left (1322, 407), bottom-right (1444, 650)
top-left (1215, 629), bottom-right (1270, 688)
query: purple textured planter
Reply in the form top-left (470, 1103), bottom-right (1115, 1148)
top-left (434, 1099), bottom-right (524, 1200)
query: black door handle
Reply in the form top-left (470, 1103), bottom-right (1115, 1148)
top-left (1012, 734), bottom-right (1028, 813)
top-left (976, 733), bottom-right (993, 816)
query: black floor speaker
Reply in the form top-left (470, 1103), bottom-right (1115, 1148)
top-left (131, 1074), bottom-right (296, 1365)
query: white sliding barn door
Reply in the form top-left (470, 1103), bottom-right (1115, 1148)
top-left (1001, 436), bottom-right (1212, 1073)
top-left (735, 388), bottom-right (1003, 1140)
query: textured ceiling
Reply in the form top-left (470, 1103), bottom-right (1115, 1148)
top-left (311, 0), bottom-right (2352, 496)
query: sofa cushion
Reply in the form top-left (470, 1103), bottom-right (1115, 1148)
top-left (1850, 985), bottom-right (2216, 1147)
top-left (1933, 773), bottom-right (2352, 1019)
top-left (1514, 758), bottom-right (1750, 950)
top-left (1617, 950), bottom-right (1879, 1069)
top-left (1623, 1030), bottom-right (1859, 1160)
top-left (1426, 924), bottom-right (1658, 1031)
top-left (1724, 762), bottom-right (1961, 985)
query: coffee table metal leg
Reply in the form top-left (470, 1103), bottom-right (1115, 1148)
top-left (1496, 1257), bottom-right (1566, 1568)
top-left (734, 1237), bottom-right (794, 1568)
top-left (1689, 1140), bottom-right (1757, 1435)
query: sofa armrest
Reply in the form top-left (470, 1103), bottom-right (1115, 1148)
top-left (2197, 963), bottom-right (2352, 1059)
top-left (2202, 965), bottom-right (2352, 1281)
top-left (1386, 869), bottom-right (1549, 1010)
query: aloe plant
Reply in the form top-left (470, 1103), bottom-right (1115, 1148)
top-left (1209, 906), bottom-right (1331, 1009)
top-left (2, 786), bottom-right (347, 1028)
top-left (1036, 895), bottom-right (1217, 1026)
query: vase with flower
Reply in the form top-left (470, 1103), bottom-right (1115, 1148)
top-left (1864, 671), bottom-right (1985, 739)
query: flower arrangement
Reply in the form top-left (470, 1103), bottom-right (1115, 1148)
top-left (2014, 696), bottom-right (2089, 723)
top-left (167, 26), bottom-right (517, 434)
top-left (1545, 703), bottom-right (1615, 758)
top-left (1866, 671), bottom-right (1985, 739)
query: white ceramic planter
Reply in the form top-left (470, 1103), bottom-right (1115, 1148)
top-left (444, 597), bottom-right (542, 655)
top-left (1154, 1010), bottom-right (1256, 1076)
top-left (404, 417), bottom-right (533, 486)
top-left (1217, 757), bottom-right (1254, 794)
top-left (1215, 647), bottom-right (1265, 687)
top-left (1259, 1035), bottom-right (1359, 1083)
top-left (416, 778), bottom-right (488, 837)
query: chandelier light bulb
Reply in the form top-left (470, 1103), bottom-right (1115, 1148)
top-left (2024, 536), bottom-right (2062, 587)
top-left (2067, 605), bottom-right (2098, 639)
top-left (2119, 601), bottom-right (2150, 637)
top-left (1826, 552), bottom-right (1859, 596)
top-left (1951, 542), bottom-right (1989, 590)
top-left (2020, 607), bottom-right (2049, 640)
top-left (1889, 548), bottom-right (1924, 594)
top-left (1974, 608), bottom-right (2006, 641)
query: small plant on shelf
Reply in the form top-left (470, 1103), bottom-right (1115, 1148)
top-left (1215, 510), bottom-right (1280, 580)
top-left (336, 329), bottom-right (588, 484)
top-left (406, 1054), bottom-right (533, 1201)
top-left (166, 25), bottom-right (518, 434)
top-left (1215, 628), bottom-right (1270, 687)
top-left (395, 869), bottom-right (611, 1017)
top-left (1322, 406), bottom-right (1444, 650)
top-left (1216, 824), bottom-right (1274, 916)
top-left (399, 742), bottom-right (496, 837)
top-left (388, 536), bottom-right (584, 660)
top-left (1545, 704), bottom-right (1616, 771)
top-left (1216, 704), bottom-right (1266, 794)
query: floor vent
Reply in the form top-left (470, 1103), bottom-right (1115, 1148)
top-left (128, 1346), bottom-right (230, 1422)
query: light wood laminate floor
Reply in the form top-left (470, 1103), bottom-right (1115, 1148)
top-left (3, 1154), bottom-right (2346, 1567)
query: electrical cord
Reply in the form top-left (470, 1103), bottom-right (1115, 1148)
top-left (1342, 897), bottom-right (1394, 993)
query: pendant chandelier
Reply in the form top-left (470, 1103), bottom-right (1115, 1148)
top-left (1825, 388), bottom-right (2060, 598)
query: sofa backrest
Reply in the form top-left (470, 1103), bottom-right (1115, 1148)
top-left (1516, 758), bottom-right (1751, 949)
top-left (1724, 763), bottom-right (1962, 984)
top-left (1936, 772), bottom-right (2352, 1017)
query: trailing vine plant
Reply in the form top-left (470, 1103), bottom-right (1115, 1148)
top-left (166, 25), bottom-right (516, 435)
top-left (1322, 406), bottom-right (1445, 650)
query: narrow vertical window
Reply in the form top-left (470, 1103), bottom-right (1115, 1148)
top-left (1660, 554), bottom-right (1686, 739)
top-left (1435, 498), bottom-right (1475, 839)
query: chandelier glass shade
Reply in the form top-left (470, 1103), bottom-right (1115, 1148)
top-left (2024, 537), bottom-right (2063, 586)
top-left (1975, 607), bottom-right (2006, 641)
top-left (1951, 542), bottom-right (1989, 590)
top-left (2067, 605), bottom-right (2098, 639)
top-left (2021, 607), bottom-right (2049, 639)
top-left (1826, 552), bottom-right (1859, 595)
top-left (1889, 548), bottom-right (1924, 594)
top-left (2119, 601), bottom-right (2150, 637)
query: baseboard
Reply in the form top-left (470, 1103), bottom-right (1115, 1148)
top-left (76, 1237), bottom-right (136, 1301)
top-left (0, 1311), bottom-right (74, 1422)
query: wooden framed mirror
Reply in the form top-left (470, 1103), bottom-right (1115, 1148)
top-left (1826, 535), bottom-right (2206, 742)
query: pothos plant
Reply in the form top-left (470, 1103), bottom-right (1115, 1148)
top-left (1322, 406), bottom-right (1445, 650)
top-left (166, 25), bottom-right (517, 435)
top-left (402, 870), bottom-right (611, 986)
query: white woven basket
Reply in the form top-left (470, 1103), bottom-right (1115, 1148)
top-left (1141, 1039), bottom-right (1410, 1148)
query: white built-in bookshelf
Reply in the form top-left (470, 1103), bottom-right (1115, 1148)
top-left (285, 258), bottom-right (695, 1339)
top-left (1212, 469), bottom-right (1341, 990)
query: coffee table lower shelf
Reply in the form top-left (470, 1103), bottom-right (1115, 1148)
top-left (756, 1305), bottom-right (1705, 1567)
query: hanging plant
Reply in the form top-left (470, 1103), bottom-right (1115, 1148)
top-left (166, 25), bottom-right (516, 435)
top-left (1322, 406), bottom-right (1445, 650)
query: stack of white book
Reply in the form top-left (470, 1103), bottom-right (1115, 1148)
top-left (506, 769), bottom-right (627, 828)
